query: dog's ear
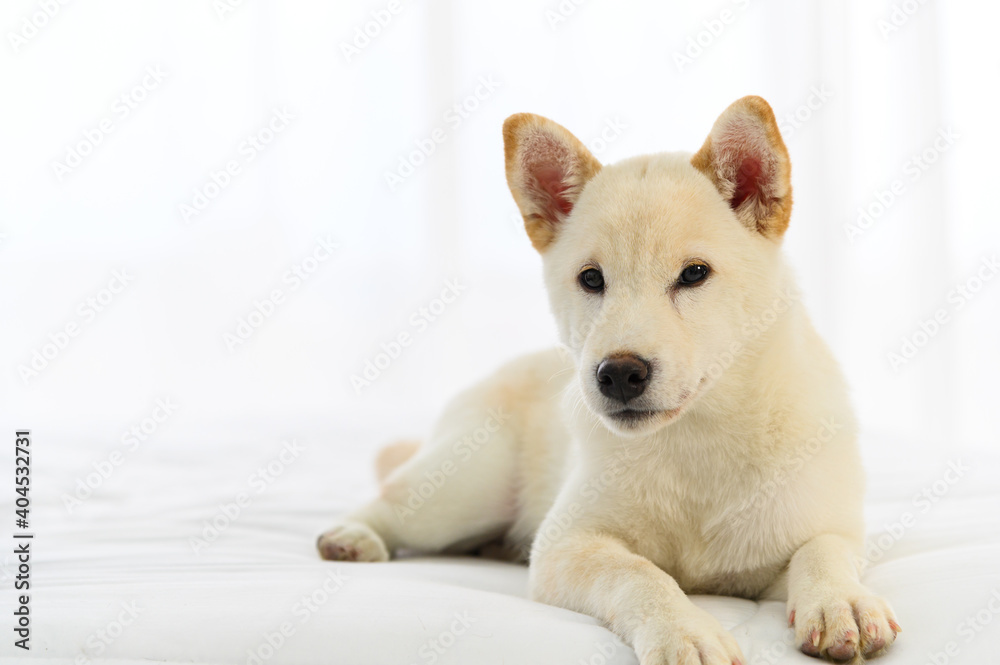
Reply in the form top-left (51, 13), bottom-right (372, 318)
top-left (503, 113), bottom-right (602, 252)
top-left (691, 96), bottom-right (792, 240)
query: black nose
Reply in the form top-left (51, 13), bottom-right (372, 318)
top-left (596, 354), bottom-right (650, 403)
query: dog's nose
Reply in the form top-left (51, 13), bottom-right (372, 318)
top-left (596, 354), bottom-right (650, 403)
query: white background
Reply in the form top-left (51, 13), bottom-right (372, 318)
top-left (1, 0), bottom-right (998, 478)
top-left (1, 3), bottom-right (999, 665)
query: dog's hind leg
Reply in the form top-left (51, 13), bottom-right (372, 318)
top-left (317, 383), bottom-right (521, 562)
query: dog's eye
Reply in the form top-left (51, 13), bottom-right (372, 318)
top-left (578, 268), bottom-right (605, 293)
top-left (678, 263), bottom-right (710, 285)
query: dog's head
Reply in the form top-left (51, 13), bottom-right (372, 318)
top-left (504, 97), bottom-right (793, 437)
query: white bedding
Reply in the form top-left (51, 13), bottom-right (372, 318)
top-left (6, 426), bottom-right (999, 665)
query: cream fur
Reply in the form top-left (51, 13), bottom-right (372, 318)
top-left (318, 97), bottom-right (899, 665)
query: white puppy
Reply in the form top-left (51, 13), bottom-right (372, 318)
top-left (319, 96), bottom-right (900, 664)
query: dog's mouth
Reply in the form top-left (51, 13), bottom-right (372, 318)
top-left (607, 408), bottom-right (664, 424)
top-left (601, 387), bottom-right (697, 433)
top-left (603, 405), bottom-right (685, 434)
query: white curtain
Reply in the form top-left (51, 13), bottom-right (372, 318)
top-left (1, 1), bottom-right (996, 460)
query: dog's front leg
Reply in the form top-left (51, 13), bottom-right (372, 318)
top-left (531, 531), bottom-right (744, 665)
top-left (787, 533), bottom-right (900, 661)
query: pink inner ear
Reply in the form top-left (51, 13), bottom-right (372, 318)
top-left (534, 164), bottom-right (573, 216)
top-left (519, 129), bottom-right (578, 222)
top-left (731, 155), bottom-right (761, 210)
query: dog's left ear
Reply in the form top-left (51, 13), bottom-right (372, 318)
top-left (691, 96), bottom-right (792, 240)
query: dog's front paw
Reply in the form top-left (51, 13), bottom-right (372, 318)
top-left (634, 607), bottom-right (745, 665)
top-left (789, 586), bottom-right (900, 661)
top-left (317, 521), bottom-right (389, 562)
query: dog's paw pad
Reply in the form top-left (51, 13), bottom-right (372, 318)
top-left (825, 630), bottom-right (857, 661)
top-left (862, 622), bottom-right (886, 653)
top-left (316, 522), bottom-right (389, 562)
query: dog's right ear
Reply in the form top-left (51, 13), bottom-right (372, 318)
top-left (503, 113), bottom-right (602, 253)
